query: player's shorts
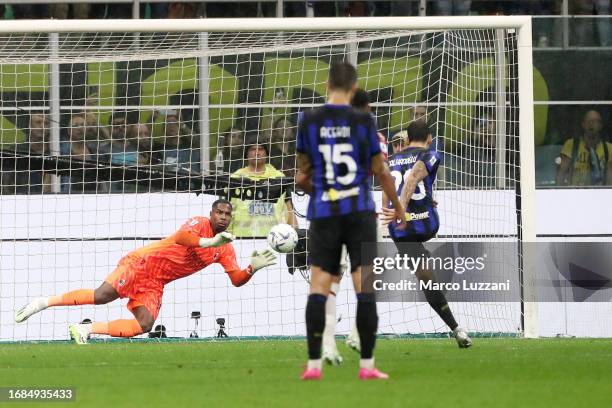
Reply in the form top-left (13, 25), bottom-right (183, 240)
top-left (105, 254), bottom-right (163, 320)
top-left (308, 210), bottom-right (377, 276)
top-left (393, 233), bottom-right (436, 259)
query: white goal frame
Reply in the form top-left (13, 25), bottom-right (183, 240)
top-left (0, 16), bottom-right (538, 338)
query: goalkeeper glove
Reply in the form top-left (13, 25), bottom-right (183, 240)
top-left (248, 249), bottom-right (276, 274)
top-left (199, 232), bottom-right (235, 248)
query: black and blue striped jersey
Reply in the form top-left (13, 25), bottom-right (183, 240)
top-left (296, 104), bottom-right (380, 220)
top-left (387, 146), bottom-right (441, 239)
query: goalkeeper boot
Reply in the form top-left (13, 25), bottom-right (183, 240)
top-left (453, 327), bottom-right (472, 348)
top-left (322, 344), bottom-right (343, 366)
top-left (69, 323), bottom-right (91, 345)
top-left (358, 367), bottom-right (389, 380)
top-left (14, 297), bottom-right (48, 323)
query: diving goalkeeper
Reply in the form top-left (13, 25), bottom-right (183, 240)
top-left (14, 199), bottom-right (276, 344)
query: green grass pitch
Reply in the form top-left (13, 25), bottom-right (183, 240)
top-left (1, 338), bottom-right (611, 407)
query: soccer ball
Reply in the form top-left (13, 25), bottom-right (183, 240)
top-left (267, 224), bottom-right (298, 253)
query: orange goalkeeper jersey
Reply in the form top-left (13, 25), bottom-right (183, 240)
top-left (127, 217), bottom-right (241, 286)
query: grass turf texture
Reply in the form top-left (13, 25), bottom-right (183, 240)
top-left (1, 338), bottom-right (611, 408)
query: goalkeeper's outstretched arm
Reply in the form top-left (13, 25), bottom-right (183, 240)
top-left (220, 246), bottom-right (277, 287)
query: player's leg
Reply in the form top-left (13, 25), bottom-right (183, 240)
top-left (322, 243), bottom-right (348, 365)
top-left (345, 211), bottom-right (388, 380)
top-left (302, 217), bottom-right (342, 380)
top-left (14, 277), bottom-right (119, 323)
top-left (322, 273), bottom-right (342, 365)
top-left (408, 238), bottom-right (472, 348)
top-left (69, 261), bottom-right (160, 344)
top-left (345, 216), bottom-right (384, 354)
top-left (415, 265), bottom-right (472, 348)
top-left (70, 293), bottom-right (159, 344)
top-left (303, 266), bottom-right (335, 379)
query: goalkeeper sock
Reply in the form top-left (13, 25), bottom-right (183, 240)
top-left (306, 293), bottom-right (327, 360)
top-left (92, 319), bottom-right (143, 337)
top-left (322, 282), bottom-right (340, 349)
top-left (423, 286), bottom-right (458, 330)
top-left (356, 292), bottom-right (378, 360)
top-left (48, 289), bottom-right (94, 307)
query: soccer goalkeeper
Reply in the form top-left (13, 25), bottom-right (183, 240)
top-left (14, 199), bottom-right (276, 344)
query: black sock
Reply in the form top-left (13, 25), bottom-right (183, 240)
top-left (305, 293), bottom-right (327, 360)
top-left (356, 292), bottom-right (378, 359)
top-left (423, 286), bottom-right (458, 330)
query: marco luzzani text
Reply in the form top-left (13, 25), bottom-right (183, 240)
top-left (371, 254), bottom-right (511, 292)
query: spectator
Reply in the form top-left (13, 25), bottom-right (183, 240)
top-left (344, 1), bottom-right (373, 16)
top-left (61, 113), bottom-right (106, 193)
top-left (26, 114), bottom-right (51, 156)
top-left (556, 110), bottom-right (612, 186)
top-left (434, 0), bottom-right (471, 16)
top-left (228, 136), bottom-right (298, 237)
top-left (129, 123), bottom-right (154, 166)
top-left (14, 114), bottom-right (53, 194)
top-left (81, 112), bottom-right (111, 159)
top-left (223, 127), bottom-right (246, 174)
top-left (389, 130), bottom-right (408, 154)
top-left (48, 4), bottom-right (90, 19)
top-left (412, 104), bottom-right (442, 152)
top-left (445, 109), bottom-right (497, 187)
top-left (573, 0), bottom-right (611, 46)
top-left (168, 2), bottom-right (203, 18)
top-left (269, 118), bottom-right (297, 178)
top-left (413, 105), bottom-right (428, 124)
top-left (66, 114), bottom-right (97, 163)
top-left (104, 115), bottom-right (154, 167)
top-left (153, 110), bottom-right (201, 173)
top-left (90, 4), bottom-right (131, 19)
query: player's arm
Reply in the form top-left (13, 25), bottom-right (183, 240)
top-left (175, 230), bottom-right (235, 248)
top-left (174, 217), bottom-right (235, 249)
top-left (371, 153), bottom-right (405, 227)
top-left (295, 152), bottom-right (313, 194)
top-left (399, 160), bottom-right (428, 208)
top-left (285, 199), bottom-right (299, 228)
top-left (219, 245), bottom-right (276, 287)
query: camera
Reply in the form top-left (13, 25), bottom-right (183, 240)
top-left (216, 317), bottom-right (227, 338)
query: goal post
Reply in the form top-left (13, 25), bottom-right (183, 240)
top-left (0, 16), bottom-right (538, 341)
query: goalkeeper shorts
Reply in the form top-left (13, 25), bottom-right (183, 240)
top-left (105, 255), bottom-right (163, 320)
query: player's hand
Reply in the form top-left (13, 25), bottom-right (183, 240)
top-left (209, 232), bottom-right (235, 247)
top-left (380, 206), bottom-right (408, 230)
top-left (250, 249), bottom-right (276, 272)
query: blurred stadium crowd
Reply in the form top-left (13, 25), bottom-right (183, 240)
top-left (0, 1), bottom-right (610, 195)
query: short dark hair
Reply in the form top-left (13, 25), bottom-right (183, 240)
top-left (244, 133), bottom-right (269, 159)
top-left (212, 198), bottom-right (232, 211)
top-left (328, 62), bottom-right (357, 92)
top-left (351, 88), bottom-right (369, 111)
top-left (407, 120), bottom-right (431, 143)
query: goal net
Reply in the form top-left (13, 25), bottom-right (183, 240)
top-left (0, 17), bottom-right (535, 342)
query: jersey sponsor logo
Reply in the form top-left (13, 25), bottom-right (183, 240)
top-left (321, 186), bottom-right (360, 202)
top-left (248, 201), bottom-right (275, 216)
top-left (388, 156), bottom-right (417, 167)
top-left (320, 126), bottom-right (351, 139)
top-left (406, 211), bottom-right (430, 221)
